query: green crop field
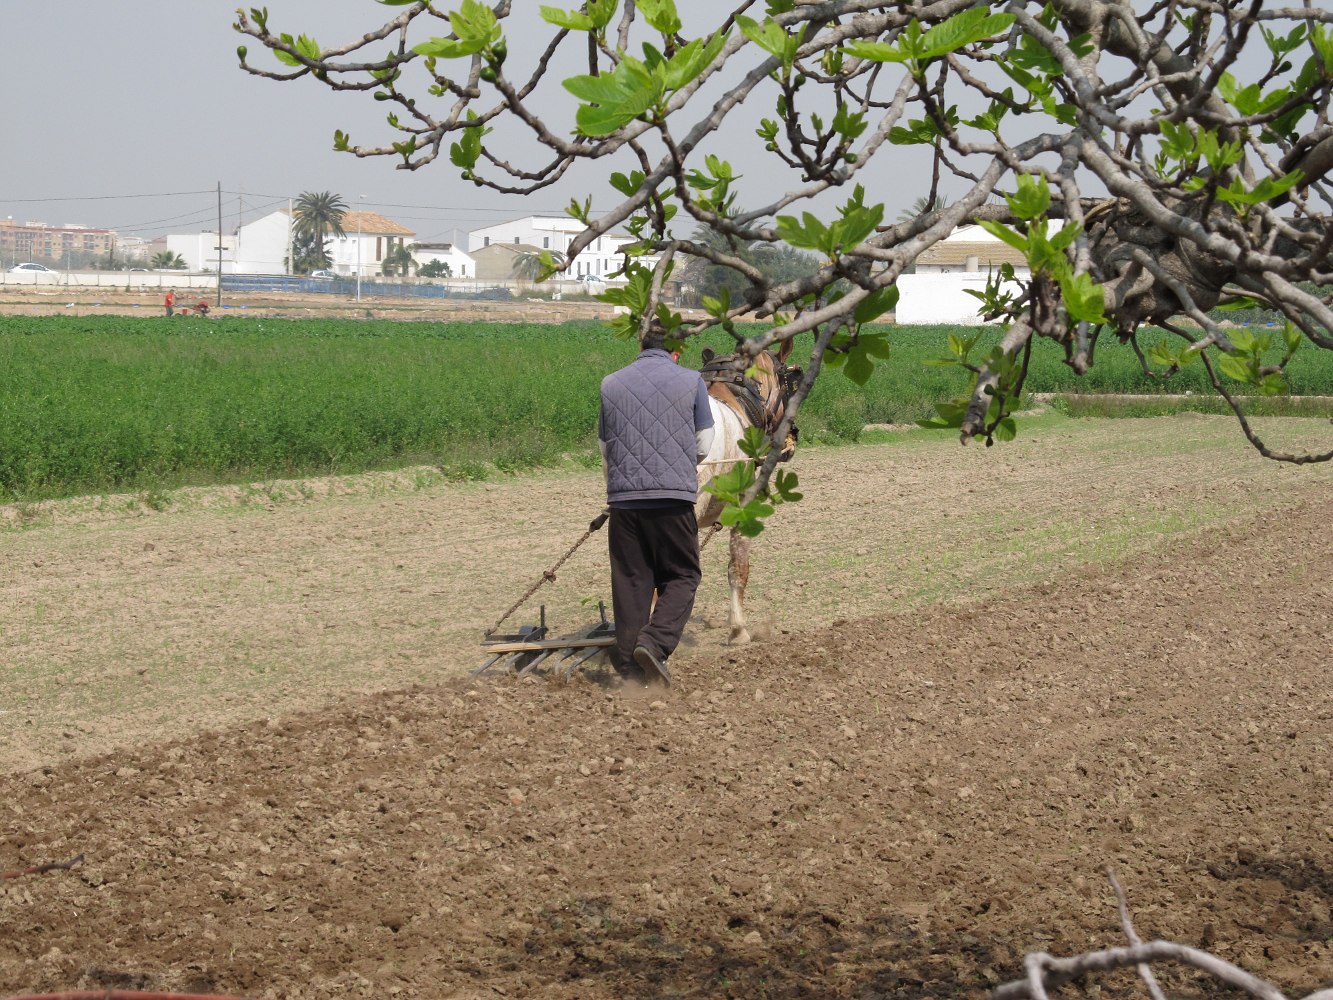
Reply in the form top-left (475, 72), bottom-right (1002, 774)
top-left (2, 314), bottom-right (1330, 502)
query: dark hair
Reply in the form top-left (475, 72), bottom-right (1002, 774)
top-left (639, 327), bottom-right (667, 352)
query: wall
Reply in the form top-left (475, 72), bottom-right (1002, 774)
top-left (0, 271), bottom-right (218, 289)
top-left (234, 212), bottom-right (291, 274)
top-left (167, 233), bottom-right (237, 272)
top-left (895, 272), bottom-right (1024, 325)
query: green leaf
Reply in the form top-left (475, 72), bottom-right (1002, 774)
top-left (854, 286), bottom-right (900, 324)
top-left (845, 39), bottom-right (909, 65)
top-left (738, 425), bottom-right (769, 460)
top-left (1060, 271), bottom-right (1107, 324)
top-left (449, 112), bottom-right (489, 170)
top-left (540, 6), bottom-right (595, 31)
top-left (737, 15), bottom-right (804, 70)
top-left (918, 8), bottom-right (1016, 60)
top-left (993, 417), bottom-right (1018, 442)
top-left (977, 220), bottom-right (1028, 252)
top-left (274, 32), bottom-right (320, 67)
top-left (664, 31), bottom-right (728, 91)
top-left (1258, 372), bottom-right (1289, 396)
top-left (610, 170), bottom-right (646, 197)
top-left (1005, 173), bottom-right (1051, 220)
top-left (565, 55), bottom-right (664, 136)
top-left (637, 0), bottom-right (682, 36)
top-left (1283, 322), bottom-right (1303, 353)
top-left (774, 469), bottom-right (802, 502)
top-left (1218, 355), bottom-right (1254, 383)
top-left (844, 350), bottom-right (873, 386)
top-left (412, 0), bottom-right (500, 59)
top-left (1147, 341), bottom-right (1176, 368)
top-left (888, 117), bottom-right (943, 146)
top-left (775, 212), bottom-right (830, 253)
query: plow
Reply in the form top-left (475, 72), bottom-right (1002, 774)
top-left (474, 602), bottom-right (616, 680)
top-left (475, 509), bottom-right (723, 681)
top-left (474, 509), bottom-right (617, 680)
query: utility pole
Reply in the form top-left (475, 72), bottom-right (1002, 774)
top-left (286, 198), bottom-right (294, 275)
top-left (216, 181), bottom-right (223, 307)
top-left (356, 196), bottom-right (365, 303)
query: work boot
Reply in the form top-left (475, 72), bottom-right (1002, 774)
top-left (633, 645), bottom-right (672, 686)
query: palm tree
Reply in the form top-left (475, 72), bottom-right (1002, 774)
top-left (677, 223), bottom-right (819, 303)
top-left (150, 250), bottom-right (188, 270)
top-left (381, 243), bottom-right (415, 278)
top-left (510, 248), bottom-right (566, 286)
top-left (897, 195), bottom-right (949, 223)
top-left (293, 191), bottom-right (348, 271)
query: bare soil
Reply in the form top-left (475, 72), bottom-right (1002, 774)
top-left (0, 286), bottom-right (703, 325)
top-left (1, 416), bottom-right (1331, 999)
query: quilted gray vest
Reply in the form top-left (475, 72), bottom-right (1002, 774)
top-left (599, 349), bottom-right (705, 504)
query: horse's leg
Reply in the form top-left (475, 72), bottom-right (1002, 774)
top-left (726, 528), bottom-right (752, 645)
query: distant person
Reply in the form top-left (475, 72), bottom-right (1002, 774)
top-left (598, 326), bottom-right (715, 686)
top-left (194, 300), bottom-right (210, 318)
top-left (164, 290), bottom-right (175, 317)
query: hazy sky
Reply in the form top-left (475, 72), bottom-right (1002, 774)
top-left (3, 3), bottom-right (932, 245)
top-left (3, 3), bottom-right (606, 244)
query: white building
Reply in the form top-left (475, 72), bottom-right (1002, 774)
top-left (329, 211), bottom-right (416, 277)
top-left (409, 241), bottom-right (476, 278)
top-left (233, 210), bottom-right (292, 274)
top-left (896, 224), bottom-right (1031, 325)
top-left (166, 231), bottom-right (238, 272)
top-left (467, 216), bottom-right (653, 281)
top-left (167, 209), bottom-right (417, 276)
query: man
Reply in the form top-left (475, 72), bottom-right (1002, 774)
top-left (598, 330), bottom-right (715, 686)
top-left (164, 290), bottom-right (175, 317)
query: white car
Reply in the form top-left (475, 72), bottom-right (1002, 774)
top-left (8, 262), bottom-right (56, 273)
top-left (309, 269), bottom-right (337, 279)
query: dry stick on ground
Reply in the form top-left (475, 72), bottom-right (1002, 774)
top-left (3, 992), bottom-right (251, 1000)
top-left (993, 874), bottom-right (1333, 1000)
top-left (0, 853), bottom-right (83, 879)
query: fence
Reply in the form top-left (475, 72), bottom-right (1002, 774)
top-left (219, 274), bottom-right (515, 300)
top-left (0, 271), bottom-right (217, 290)
top-left (2, 270), bottom-right (606, 301)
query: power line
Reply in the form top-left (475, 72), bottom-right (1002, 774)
top-left (107, 199), bottom-right (242, 234)
top-left (5, 189), bottom-right (215, 204)
top-left (220, 190), bottom-right (583, 217)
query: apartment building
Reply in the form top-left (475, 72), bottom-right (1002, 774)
top-left (1, 218), bottom-right (116, 266)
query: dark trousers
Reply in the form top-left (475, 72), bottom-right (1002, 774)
top-left (608, 504), bottom-right (701, 670)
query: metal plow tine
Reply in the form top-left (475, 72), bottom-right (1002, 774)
top-left (505, 650), bottom-right (536, 673)
top-left (561, 645), bottom-right (606, 682)
top-left (472, 652), bottom-right (506, 678)
top-left (515, 649), bottom-right (556, 678)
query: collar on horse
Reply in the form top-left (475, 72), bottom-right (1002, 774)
top-left (698, 347), bottom-right (801, 445)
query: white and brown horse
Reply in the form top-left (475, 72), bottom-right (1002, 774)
top-left (694, 340), bottom-right (799, 644)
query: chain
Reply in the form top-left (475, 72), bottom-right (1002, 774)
top-left (699, 521), bottom-right (725, 551)
top-left (485, 510), bottom-right (609, 637)
top-left (487, 512), bottom-right (725, 637)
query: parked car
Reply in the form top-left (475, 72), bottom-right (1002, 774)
top-left (8, 262), bottom-right (56, 273)
top-left (309, 269), bottom-right (337, 280)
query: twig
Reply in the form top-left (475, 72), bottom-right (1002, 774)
top-left (1, 853), bottom-right (84, 880)
top-left (3, 992), bottom-right (251, 1000)
top-left (1108, 867), bottom-right (1167, 1000)
top-left (995, 940), bottom-right (1294, 1000)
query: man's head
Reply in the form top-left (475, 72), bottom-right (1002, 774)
top-left (639, 328), bottom-right (667, 352)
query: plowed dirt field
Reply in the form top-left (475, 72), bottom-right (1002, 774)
top-left (2, 415), bottom-right (1330, 999)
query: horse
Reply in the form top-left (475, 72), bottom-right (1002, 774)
top-left (694, 340), bottom-right (800, 644)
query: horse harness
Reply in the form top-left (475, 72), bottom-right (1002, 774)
top-left (699, 353), bottom-right (769, 429)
